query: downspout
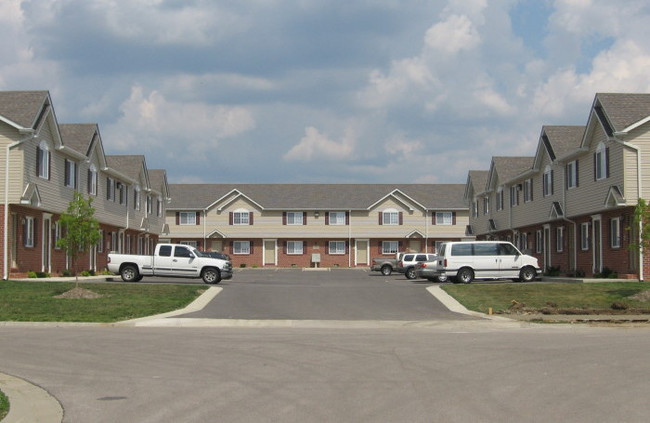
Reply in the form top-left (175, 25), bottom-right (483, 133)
top-left (4, 133), bottom-right (35, 280)
top-left (203, 209), bottom-right (207, 251)
top-left (613, 135), bottom-right (643, 280)
top-left (348, 209), bottom-right (352, 268)
top-left (425, 209), bottom-right (429, 253)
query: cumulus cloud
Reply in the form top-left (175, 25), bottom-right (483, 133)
top-left (284, 126), bottom-right (355, 162)
top-left (106, 86), bottom-right (255, 158)
top-left (424, 14), bottom-right (482, 54)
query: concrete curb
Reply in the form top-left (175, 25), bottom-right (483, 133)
top-left (0, 372), bottom-right (63, 423)
top-left (426, 285), bottom-right (513, 321)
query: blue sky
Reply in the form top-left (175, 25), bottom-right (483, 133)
top-left (2, 0), bottom-right (650, 184)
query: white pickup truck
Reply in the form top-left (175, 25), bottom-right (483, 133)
top-left (107, 244), bottom-right (233, 284)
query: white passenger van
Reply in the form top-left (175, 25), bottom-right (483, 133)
top-left (429, 241), bottom-right (541, 283)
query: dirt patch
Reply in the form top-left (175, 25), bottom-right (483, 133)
top-left (628, 290), bottom-right (650, 302)
top-left (54, 287), bottom-right (103, 299)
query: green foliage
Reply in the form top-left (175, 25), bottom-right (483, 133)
top-left (0, 388), bottom-right (8, 421)
top-left (56, 192), bottom-right (101, 277)
top-left (631, 198), bottom-right (650, 253)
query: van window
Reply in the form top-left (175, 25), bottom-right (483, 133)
top-left (498, 243), bottom-right (518, 255)
top-left (474, 243), bottom-right (498, 256)
top-left (451, 243), bottom-right (472, 256)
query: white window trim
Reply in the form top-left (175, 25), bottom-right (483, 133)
top-left (233, 241), bottom-right (251, 254)
top-left (179, 212), bottom-right (196, 225)
top-left (435, 212), bottom-right (452, 225)
top-left (610, 217), bottom-right (621, 249)
top-left (543, 166), bottom-right (553, 197)
top-left (524, 179), bottom-right (533, 203)
top-left (581, 222), bottom-right (590, 251)
top-left (382, 209), bottom-right (399, 225)
top-left (329, 240), bottom-right (345, 255)
top-left (329, 211), bottom-right (346, 225)
top-left (287, 240), bottom-right (303, 255)
top-left (535, 230), bottom-right (543, 254)
top-left (286, 212), bottom-right (303, 225)
top-left (37, 141), bottom-right (49, 179)
top-left (556, 227), bottom-right (564, 253)
top-left (233, 209), bottom-right (250, 225)
top-left (25, 216), bottom-right (35, 248)
top-left (595, 142), bottom-right (607, 181)
top-left (382, 241), bottom-right (398, 254)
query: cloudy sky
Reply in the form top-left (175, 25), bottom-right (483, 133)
top-left (2, 0), bottom-right (650, 184)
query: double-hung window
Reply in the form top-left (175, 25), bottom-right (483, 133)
top-left (543, 166), bottom-right (553, 197)
top-left (233, 241), bottom-right (251, 254)
top-left (382, 241), bottom-right (398, 254)
top-left (435, 212), bottom-right (452, 225)
top-left (535, 230), bottom-right (543, 254)
top-left (134, 186), bottom-right (141, 210)
top-left (64, 159), bottom-right (77, 189)
top-left (566, 160), bottom-right (578, 189)
top-left (595, 143), bottom-right (609, 180)
top-left (36, 141), bottom-right (50, 179)
top-left (329, 241), bottom-right (346, 255)
top-left (328, 211), bottom-right (346, 225)
top-left (483, 197), bottom-right (489, 214)
top-left (556, 227), bottom-right (564, 252)
top-left (87, 165), bottom-right (98, 195)
top-left (496, 187), bottom-right (504, 211)
top-left (581, 223), bottom-right (590, 250)
top-left (179, 212), bottom-right (197, 225)
top-left (524, 178), bottom-right (533, 202)
top-left (510, 186), bottom-right (519, 207)
top-left (610, 218), bottom-right (621, 248)
top-left (287, 241), bottom-right (303, 254)
top-left (24, 216), bottom-right (35, 247)
top-left (382, 209), bottom-right (400, 225)
top-left (233, 210), bottom-right (250, 225)
top-left (106, 178), bottom-right (115, 201)
top-left (286, 212), bottom-right (304, 225)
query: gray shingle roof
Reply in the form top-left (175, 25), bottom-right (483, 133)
top-left (467, 170), bottom-right (489, 194)
top-left (0, 90), bottom-right (49, 129)
top-left (596, 93), bottom-right (650, 132)
top-left (59, 123), bottom-right (97, 156)
top-left (106, 155), bottom-right (147, 182)
top-left (542, 125), bottom-right (585, 159)
top-left (168, 184), bottom-right (467, 210)
top-left (491, 156), bottom-right (534, 184)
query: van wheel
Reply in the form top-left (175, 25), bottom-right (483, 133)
top-left (120, 265), bottom-right (139, 282)
top-left (457, 267), bottom-right (474, 284)
top-left (518, 266), bottom-right (536, 282)
top-left (405, 267), bottom-right (416, 279)
top-left (202, 267), bottom-right (221, 284)
top-left (381, 265), bottom-right (392, 276)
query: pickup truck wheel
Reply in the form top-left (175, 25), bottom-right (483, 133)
top-left (202, 268), bottom-right (221, 284)
top-left (436, 275), bottom-right (448, 283)
top-left (405, 267), bottom-right (416, 279)
top-left (120, 265), bottom-right (139, 282)
top-left (381, 265), bottom-right (392, 276)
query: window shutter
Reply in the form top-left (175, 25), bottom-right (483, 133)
top-left (250, 241), bottom-right (254, 254)
top-left (303, 212), bottom-right (307, 225)
top-left (593, 153), bottom-right (597, 181)
top-left (196, 212), bottom-right (200, 225)
top-left (530, 182), bottom-right (533, 201)
top-left (176, 212), bottom-right (180, 225)
top-left (36, 147), bottom-right (40, 177)
top-left (282, 212), bottom-right (287, 225)
top-left (452, 212), bottom-right (456, 225)
top-left (398, 241), bottom-right (402, 251)
top-left (229, 212), bottom-right (233, 225)
top-left (22, 219), bottom-right (27, 247)
top-left (33, 218), bottom-right (38, 247)
top-left (605, 147), bottom-right (610, 178)
top-left (48, 153), bottom-right (51, 180)
top-left (345, 241), bottom-right (349, 254)
top-left (87, 170), bottom-right (92, 193)
top-left (399, 212), bottom-right (403, 225)
top-left (64, 160), bottom-right (70, 186)
top-left (576, 160), bottom-right (579, 187)
top-left (230, 241), bottom-right (234, 252)
top-left (345, 212), bottom-right (350, 225)
top-left (378, 212), bottom-right (383, 225)
top-left (249, 212), bottom-right (254, 225)
top-left (325, 242), bottom-right (329, 254)
top-left (432, 213), bottom-right (437, 225)
top-left (565, 164), bottom-right (569, 189)
top-left (325, 212), bottom-right (329, 225)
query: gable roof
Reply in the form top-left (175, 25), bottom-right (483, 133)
top-left (0, 90), bottom-right (50, 129)
top-left (106, 155), bottom-right (150, 186)
top-left (168, 184), bottom-right (467, 211)
top-left (59, 124), bottom-right (98, 155)
top-left (486, 156), bottom-right (534, 190)
top-left (533, 125), bottom-right (585, 169)
top-left (465, 170), bottom-right (489, 199)
top-left (596, 93), bottom-right (650, 133)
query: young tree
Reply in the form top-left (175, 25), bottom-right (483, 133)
top-left (56, 192), bottom-right (101, 281)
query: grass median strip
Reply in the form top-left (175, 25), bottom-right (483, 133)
top-left (0, 281), bottom-right (205, 323)
top-left (441, 282), bottom-right (650, 315)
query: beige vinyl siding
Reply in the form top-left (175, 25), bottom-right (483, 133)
top-left (566, 124), bottom-right (624, 217)
top-left (0, 124), bottom-right (26, 203)
top-left (490, 184), bottom-right (510, 233)
top-left (625, 123), bottom-right (650, 201)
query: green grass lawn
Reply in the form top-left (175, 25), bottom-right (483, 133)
top-left (441, 282), bottom-right (650, 315)
top-left (0, 281), bottom-right (205, 322)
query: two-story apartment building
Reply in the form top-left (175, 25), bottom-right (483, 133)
top-left (467, 93), bottom-right (650, 279)
top-left (0, 91), bottom-right (169, 279)
top-left (164, 184), bottom-right (471, 268)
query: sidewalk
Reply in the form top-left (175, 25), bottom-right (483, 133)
top-left (0, 372), bottom-right (63, 423)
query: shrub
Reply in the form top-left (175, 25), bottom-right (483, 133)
top-left (239, 263), bottom-right (247, 268)
top-left (611, 301), bottom-right (628, 310)
top-left (545, 266), bottom-right (561, 277)
top-left (27, 271), bottom-right (38, 278)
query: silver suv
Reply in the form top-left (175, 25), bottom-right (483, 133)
top-left (398, 253), bottom-right (439, 279)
